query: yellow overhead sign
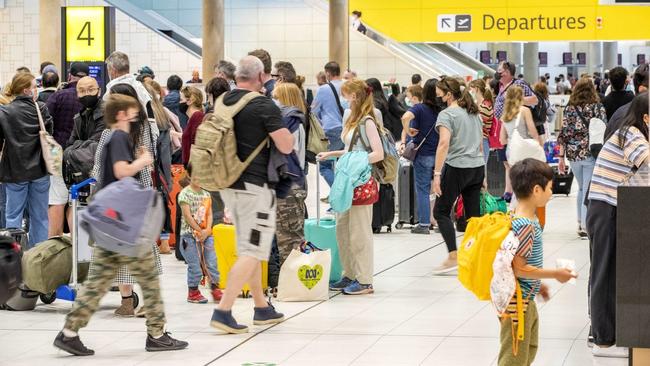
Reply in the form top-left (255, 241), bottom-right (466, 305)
top-left (350, 0), bottom-right (650, 42)
top-left (65, 7), bottom-right (105, 62)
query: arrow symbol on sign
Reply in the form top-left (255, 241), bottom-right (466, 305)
top-left (442, 18), bottom-right (452, 28)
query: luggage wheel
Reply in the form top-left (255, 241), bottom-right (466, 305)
top-left (40, 292), bottom-right (56, 304)
top-left (132, 292), bottom-right (140, 308)
top-left (395, 222), bottom-right (404, 230)
top-left (387, 226), bottom-right (392, 233)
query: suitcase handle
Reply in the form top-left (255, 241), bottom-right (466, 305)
top-left (70, 178), bottom-right (96, 200)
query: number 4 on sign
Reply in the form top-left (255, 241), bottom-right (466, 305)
top-left (77, 21), bottom-right (94, 46)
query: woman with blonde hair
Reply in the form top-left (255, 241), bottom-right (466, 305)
top-left (0, 72), bottom-right (53, 247)
top-left (266, 82), bottom-right (308, 294)
top-left (499, 86), bottom-right (540, 149)
top-left (145, 80), bottom-right (182, 152)
top-left (180, 85), bottom-right (205, 166)
top-left (317, 79), bottom-right (384, 295)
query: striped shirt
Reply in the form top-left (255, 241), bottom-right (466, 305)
top-left (588, 126), bottom-right (649, 206)
top-left (511, 217), bottom-right (543, 301)
top-left (478, 100), bottom-right (494, 139)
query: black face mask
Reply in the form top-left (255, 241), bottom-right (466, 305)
top-left (179, 102), bottom-right (189, 114)
top-left (79, 94), bottom-right (99, 109)
top-left (436, 96), bottom-right (446, 108)
top-left (495, 72), bottom-right (502, 81)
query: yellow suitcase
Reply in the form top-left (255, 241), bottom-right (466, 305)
top-left (213, 224), bottom-right (268, 297)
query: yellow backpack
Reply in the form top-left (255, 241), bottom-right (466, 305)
top-left (458, 212), bottom-right (529, 356)
top-left (458, 212), bottom-right (511, 300)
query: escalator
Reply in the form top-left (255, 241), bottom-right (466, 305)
top-left (104, 0), bottom-right (493, 80)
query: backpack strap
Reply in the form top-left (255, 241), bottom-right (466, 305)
top-left (216, 91), bottom-right (263, 115)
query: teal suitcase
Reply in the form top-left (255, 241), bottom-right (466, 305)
top-left (304, 161), bottom-right (342, 283)
top-left (304, 217), bottom-right (341, 283)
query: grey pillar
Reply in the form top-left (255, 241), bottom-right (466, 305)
top-left (603, 41), bottom-right (618, 71)
top-left (329, 0), bottom-right (349, 72)
top-left (202, 0), bottom-right (225, 83)
top-left (511, 43), bottom-right (523, 76)
top-left (588, 42), bottom-right (603, 75)
top-left (523, 42), bottom-right (539, 84)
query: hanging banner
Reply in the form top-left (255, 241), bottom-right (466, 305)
top-left (350, 0), bottom-right (650, 42)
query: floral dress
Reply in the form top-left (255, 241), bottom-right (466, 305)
top-left (558, 103), bottom-right (607, 162)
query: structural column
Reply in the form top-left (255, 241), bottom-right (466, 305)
top-left (588, 42), bottom-right (603, 75)
top-left (329, 0), bottom-right (349, 72)
top-left (39, 0), bottom-right (62, 74)
top-left (202, 0), bottom-right (224, 83)
top-left (523, 42), bottom-right (539, 84)
top-left (603, 41), bottom-right (618, 71)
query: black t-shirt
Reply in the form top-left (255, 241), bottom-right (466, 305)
top-left (100, 130), bottom-right (133, 189)
top-left (222, 89), bottom-right (284, 189)
top-left (603, 90), bottom-right (634, 121)
top-left (604, 102), bottom-right (631, 143)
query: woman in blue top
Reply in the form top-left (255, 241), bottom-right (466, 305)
top-left (400, 79), bottom-right (441, 234)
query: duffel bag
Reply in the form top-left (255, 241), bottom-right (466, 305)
top-left (22, 236), bottom-right (89, 294)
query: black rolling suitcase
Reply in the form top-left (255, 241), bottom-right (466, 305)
top-left (396, 161), bottom-right (418, 229)
top-left (486, 150), bottom-right (505, 197)
top-left (372, 184), bottom-right (395, 233)
top-left (0, 228), bottom-right (28, 252)
top-left (552, 166), bottom-right (574, 195)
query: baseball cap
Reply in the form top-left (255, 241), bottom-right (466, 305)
top-left (42, 64), bottom-right (59, 75)
top-left (70, 62), bottom-right (90, 77)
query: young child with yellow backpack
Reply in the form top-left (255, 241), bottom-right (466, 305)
top-left (457, 158), bottom-right (577, 365)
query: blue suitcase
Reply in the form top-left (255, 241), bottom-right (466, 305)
top-left (304, 161), bottom-right (342, 283)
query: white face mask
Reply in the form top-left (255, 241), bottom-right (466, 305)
top-left (405, 97), bottom-right (413, 107)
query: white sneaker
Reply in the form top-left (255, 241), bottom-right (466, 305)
top-left (592, 345), bottom-right (629, 358)
top-left (432, 259), bottom-right (458, 275)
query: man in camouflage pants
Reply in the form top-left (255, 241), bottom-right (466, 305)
top-left (54, 246), bottom-right (187, 355)
top-left (268, 188), bottom-right (307, 291)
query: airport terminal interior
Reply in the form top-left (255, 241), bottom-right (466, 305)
top-left (1, 0), bottom-right (650, 365)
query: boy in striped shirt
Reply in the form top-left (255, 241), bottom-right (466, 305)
top-left (499, 159), bottom-right (576, 366)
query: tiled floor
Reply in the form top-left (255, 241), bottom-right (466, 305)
top-left (0, 171), bottom-right (627, 366)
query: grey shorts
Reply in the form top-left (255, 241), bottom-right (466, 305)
top-left (220, 183), bottom-right (277, 261)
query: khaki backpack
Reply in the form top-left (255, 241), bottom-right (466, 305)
top-left (190, 92), bottom-right (268, 191)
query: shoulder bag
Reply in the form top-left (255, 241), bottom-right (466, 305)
top-left (35, 100), bottom-right (62, 176)
top-left (507, 112), bottom-right (546, 165)
top-left (402, 112), bottom-right (436, 162)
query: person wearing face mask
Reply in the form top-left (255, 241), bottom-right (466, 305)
top-left (432, 77), bottom-right (485, 274)
top-left (0, 72), bottom-right (53, 248)
top-left (63, 76), bottom-right (106, 202)
top-left (180, 85), bottom-right (205, 167)
top-left (45, 62), bottom-right (88, 237)
top-left (404, 84), bottom-right (423, 108)
top-left (399, 80), bottom-right (440, 234)
top-left (494, 61), bottom-right (538, 203)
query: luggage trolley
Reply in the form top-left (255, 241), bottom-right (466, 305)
top-left (55, 178), bottom-right (96, 302)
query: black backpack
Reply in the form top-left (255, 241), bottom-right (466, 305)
top-left (0, 235), bottom-right (22, 305)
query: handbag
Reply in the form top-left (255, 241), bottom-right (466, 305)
top-left (352, 176), bottom-right (378, 206)
top-left (507, 113), bottom-right (546, 165)
top-left (35, 100), bottom-right (62, 176)
top-left (277, 242), bottom-right (332, 302)
top-left (488, 116), bottom-right (504, 149)
top-left (402, 122), bottom-right (436, 162)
